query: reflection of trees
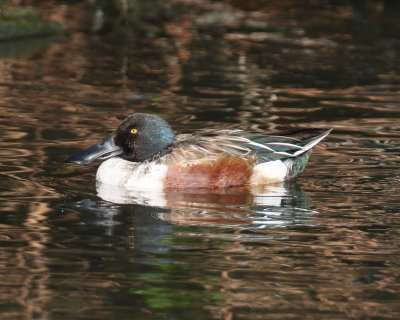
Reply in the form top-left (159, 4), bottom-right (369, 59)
top-left (87, 183), bottom-right (400, 320)
top-left (0, 121), bottom-right (54, 318)
top-left (0, 1), bottom-right (62, 42)
top-left (0, 4), bottom-right (85, 316)
top-left (0, 95), bottom-right (58, 318)
top-left (0, 0), bottom-right (399, 318)
top-left (91, 182), bottom-right (315, 318)
top-left (219, 224), bottom-right (398, 319)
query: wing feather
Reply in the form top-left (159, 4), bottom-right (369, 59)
top-left (155, 128), bottom-right (331, 164)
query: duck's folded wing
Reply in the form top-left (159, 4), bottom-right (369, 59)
top-left (246, 128), bottom-right (332, 161)
top-left (162, 131), bottom-right (253, 163)
top-left (160, 129), bottom-right (331, 164)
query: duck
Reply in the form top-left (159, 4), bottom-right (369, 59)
top-left (65, 113), bottom-right (331, 190)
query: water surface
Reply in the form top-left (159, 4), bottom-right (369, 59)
top-left (0, 1), bottom-right (399, 319)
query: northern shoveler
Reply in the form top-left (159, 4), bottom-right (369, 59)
top-left (65, 113), bottom-right (331, 189)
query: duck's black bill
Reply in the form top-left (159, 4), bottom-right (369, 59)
top-left (64, 134), bottom-right (123, 164)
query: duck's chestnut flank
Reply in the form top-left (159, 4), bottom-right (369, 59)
top-left (165, 155), bottom-right (256, 189)
top-left (65, 113), bottom-right (331, 189)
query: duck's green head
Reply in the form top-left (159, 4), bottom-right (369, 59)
top-left (65, 113), bottom-right (175, 164)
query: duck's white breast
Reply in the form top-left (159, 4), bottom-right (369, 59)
top-left (96, 158), bottom-right (168, 191)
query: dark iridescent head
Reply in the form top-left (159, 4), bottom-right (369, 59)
top-left (65, 113), bottom-right (175, 164)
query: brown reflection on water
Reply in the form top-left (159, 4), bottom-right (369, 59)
top-left (218, 229), bottom-right (400, 320)
top-left (0, 0), bottom-right (399, 319)
top-left (0, 200), bottom-right (52, 319)
top-left (92, 176), bottom-right (400, 319)
top-left (90, 182), bottom-right (400, 319)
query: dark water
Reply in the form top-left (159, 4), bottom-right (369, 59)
top-left (1, 1), bottom-right (400, 319)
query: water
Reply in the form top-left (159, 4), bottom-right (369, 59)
top-left (1, 1), bottom-right (400, 319)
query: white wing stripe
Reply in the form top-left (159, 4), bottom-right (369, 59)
top-left (264, 142), bottom-right (304, 149)
top-left (247, 141), bottom-right (276, 152)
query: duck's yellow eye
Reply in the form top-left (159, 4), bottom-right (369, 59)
top-left (130, 128), bottom-right (138, 134)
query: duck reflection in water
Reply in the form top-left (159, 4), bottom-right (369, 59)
top-left (67, 181), bottom-right (314, 256)
top-left (102, 181), bottom-right (311, 232)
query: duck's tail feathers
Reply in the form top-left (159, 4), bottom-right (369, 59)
top-left (248, 128), bottom-right (332, 158)
top-left (290, 128), bottom-right (332, 157)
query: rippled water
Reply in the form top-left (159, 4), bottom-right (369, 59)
top-left (1, 1), bottom-right (400, 319)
